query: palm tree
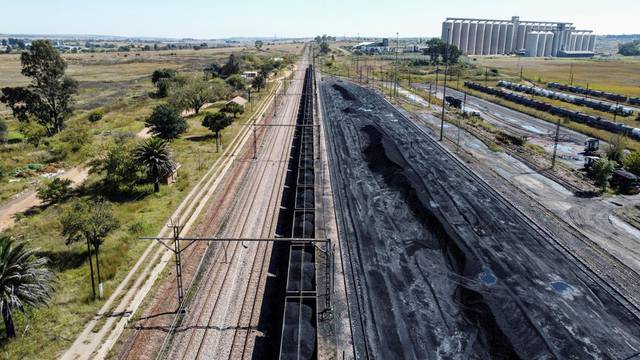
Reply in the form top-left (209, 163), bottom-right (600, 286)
top-left (0, 237), bottom-right (54, 338)
top-left (135, 137), bottom-right (174, 193)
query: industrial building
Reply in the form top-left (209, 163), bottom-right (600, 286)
top-left (441, 16), bottom-right (596, 57)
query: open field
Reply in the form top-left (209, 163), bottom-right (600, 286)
top-left (0, 43), bottom-right (302, 358)
top-left (474, 56), bottom-right (640, 97)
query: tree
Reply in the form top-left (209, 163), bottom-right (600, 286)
top-left (618, 41), bottom-right (640, 56)
top-left (37, 178), bottom-right (72, 204)
top-left (61, 199), bottom-right (118, 300)
top-left (424, 38), bottom-right (444, 65)
top-left (255, 40), bottom-right (264, 49)
top-left (211, 78), bottom-right (232, 100)
top-left (252, 74), bottom-right (266, 91)
top-left (134, 137), bottom-right (174, 193)
top-left (202, 112), bottom-right (233, 152)
top-left (169, 75), bottom-right (215, 115)
top-left (19, 121), bottom-right (47, 147)
top-left (320, 42), bottom-right (330, 54)
top-left (145, 104), bottom-right (187, 140)
top-left (90, 143), bottom-right (145, 195)
top-left (623, 151), bottom-right (640, 176)
top-left (226, 74), bottom-right (246, 91)
top-left (444, 44), bottom-right (462, 64)
top-left (220, 54), bottom-right (241, 78)
top-left (222, 102), bottom-right (244, 118)
top-left (0, 40), bottom-right (78, 136)
top-left (606, 134), bottom-right (628, 164)
top-left (423, 38), bottom-right (461, 65)
top-left (591, 158), bottom-right (615, 192)
top-left (151, 68), bottom-right (177, 98)
top-left (0, 237), bottom-right (54, 338)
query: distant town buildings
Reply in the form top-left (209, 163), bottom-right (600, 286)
top-left (442, 16), bottom-right (596, 57)
top-left (353, 38), bottom-right (391, 54)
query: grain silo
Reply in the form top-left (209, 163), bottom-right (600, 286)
top-left (543, 32), bottom-right (554, 56)
top-left (475, 22), bottom-right (486, 55)
top-left (526, 31), bottom-right (540, 57)
top-left (498, 23), bottom-right (508, 54)
top-left (536, 32), bottom-right (547, 57)
top-left (467, 22), bottom-right (478, 54)
top-left (460, 21), bottom-right (470, 54)
top-left (490, 22), bottom-right (500, 54)
top-left (441, 16), bottom-right (596, 57)
top-left (483, 22), bottom-right (493, 55)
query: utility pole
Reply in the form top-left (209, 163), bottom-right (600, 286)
top-left (395, 32), bottom-right (399, 97)
top-left (440, 28), bottom-right (450, 142)
top-left (551, 117), bottom-right (561, 170)
top-left (569, 63), bottom-right (574, 85)
top-left (485, 67), bottom-right (488, 87)
top-left (428, 83), bottom-right (432, 105)
top-left (435, 66), bottom-right (439, 94)
top-left (520, 66), bottom-right (524, 81)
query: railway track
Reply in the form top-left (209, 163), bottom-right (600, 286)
top-left (389, 87), bottom-right (640, 317)
top-left (160, 51), bottom-right (312, 360)
top-left (385, 84), bottom-right (640, 320)
top-left (322, 78), bottom-right (640, 358)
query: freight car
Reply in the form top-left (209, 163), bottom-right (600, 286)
top-left (499, 81), bottom-right (634, 117)
top-left (548, 82), bottom-right (640, 107)
top-left (465, 82), bottom-right (640, 140)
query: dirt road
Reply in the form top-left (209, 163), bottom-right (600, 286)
top-left (0, 166), bottom-right (89, 232)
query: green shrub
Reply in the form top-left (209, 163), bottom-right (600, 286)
top-left (37, 177), bottom-right (72, 204)
top-left (623, 151), bottom-right (640, 176)
top-left (88, 109), bottom-right (104, 122)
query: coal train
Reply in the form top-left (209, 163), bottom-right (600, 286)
top-left (465, 82), bottom-right (640, 140)
top-left (498, 81), bottom-right (635, 117)
top-left (547, 82), bottom-right (640, 107)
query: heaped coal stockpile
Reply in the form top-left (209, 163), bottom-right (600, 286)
top-left (320, 78), bottom-right (640, 359)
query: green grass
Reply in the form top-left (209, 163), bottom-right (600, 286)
top-left (474, 56), bottom-right (640, 97)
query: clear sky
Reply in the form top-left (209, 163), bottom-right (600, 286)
top-left (2, 0), bottom-right (639, 39)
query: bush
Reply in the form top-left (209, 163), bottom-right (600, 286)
top-left (59, 123), bottom-right (91, 152)
top-left (591, 158), bottom-right (615, 192)
top-left (0, 117), bottom-right (6, 143)
top-left (37, 177), bottom-right (72, 204)
top-left (623, 151), bottom-right (640, 176)
top-left (88, 109), bottom-right (104, 122)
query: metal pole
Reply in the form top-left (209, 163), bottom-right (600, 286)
top-left (253, 126), bottom-right (257, 160)
top-left (520, 66), bottom-right (523, 81)
top-left (440, 29), bottom-right (450, 142)
top-left (551, 117), bottom-right (561, 170)
top-left (428, 83), bottom-right (432, 105)
top-left (485, 67), bottom-right (488, 87)
top-left (458, 91), bottom-right (467, 152)
top-left (395, 32), bottom-right (399, 97)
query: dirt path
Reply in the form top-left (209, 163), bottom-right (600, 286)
top-left (0, 166), bottom-right (89, 232)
